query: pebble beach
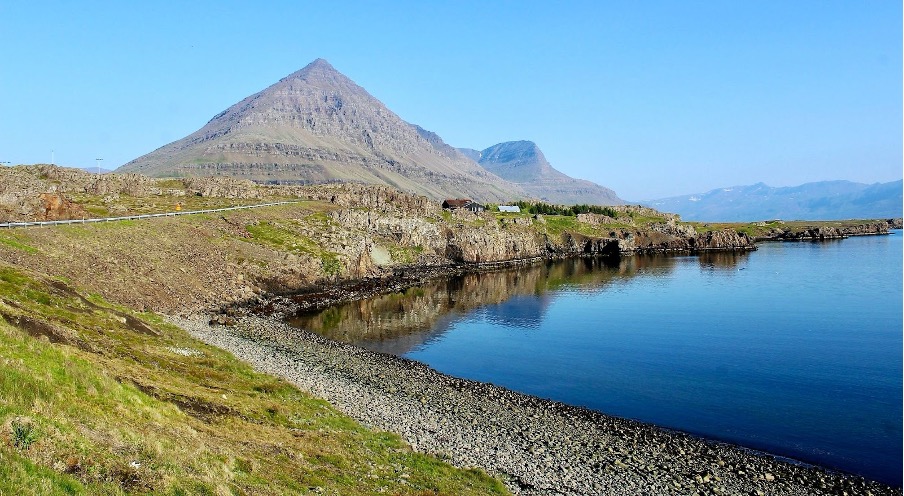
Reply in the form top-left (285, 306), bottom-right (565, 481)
top-left (172, 313), bottom-right (899, 496)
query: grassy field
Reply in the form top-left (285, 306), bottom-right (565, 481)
top-left (492, 210), bottom-right (664, 237)
top-left (0, 265), bottom-right (507, 495)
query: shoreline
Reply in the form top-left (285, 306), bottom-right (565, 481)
top-left (233, 228), bottom-right (889, 318)
top-left (236, 250), bottom-right (743, 318)
top-left (174, 313), bottom-right (900, 496)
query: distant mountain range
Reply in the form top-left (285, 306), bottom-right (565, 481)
top-left (645, 180), bottom-right (903, 222)
top-left (458, 141), bottom-right (624, 205)
top-left (117, 58), bottom-right (624, 205)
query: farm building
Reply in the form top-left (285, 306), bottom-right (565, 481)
top-left (442, 199), bottom-right (485, 212)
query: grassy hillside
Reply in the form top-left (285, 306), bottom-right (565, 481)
top-left (0, 264), bottom-right (506, 495)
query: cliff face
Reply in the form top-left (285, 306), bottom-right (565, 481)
top-left (327, 201), bottom-right (753, 269)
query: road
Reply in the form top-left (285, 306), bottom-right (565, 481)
top-left (0, 201), bottom-right (300, 228)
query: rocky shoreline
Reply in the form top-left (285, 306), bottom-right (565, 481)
top-left (174, 312), bottom-right (900, 496)
top-left (753, 219), bottom-right (901, 242)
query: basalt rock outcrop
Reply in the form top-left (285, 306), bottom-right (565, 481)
top-left (295, 183), bottom-right (440, 216)
top-left (323, 202), bottom-right (753, 270)
top-left (182, 177), bottom-right (264, 200)
top-left (759, 221), bottom-right (898, 241)
top-left (36, 193), bottom-right (88, 221)
top-left (694, 229), bottom-right (755, 250)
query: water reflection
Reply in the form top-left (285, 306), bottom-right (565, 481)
top-left (698, 250), bottom-right (751, 271)
top-left (284, 239), bottom-right (903, 485)
top-left (289, 255), bottom-right (717, 355)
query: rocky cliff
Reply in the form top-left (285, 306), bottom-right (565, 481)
top-left (325, 199), bottom-right (753, 268)
top-left (756, 221), bottom-right (897, 241)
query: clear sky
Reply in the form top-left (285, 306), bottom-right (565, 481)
top-left (1, 1), bottom-right (900, 200)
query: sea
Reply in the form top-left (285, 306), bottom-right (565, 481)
top-left (290, 231), bottom-right (903, 485)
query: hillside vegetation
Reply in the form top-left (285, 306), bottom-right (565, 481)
top-left (0, 265), bottom-right (505, 495)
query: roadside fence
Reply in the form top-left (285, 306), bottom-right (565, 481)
top-left (0, 201), bottom-right (300, 229)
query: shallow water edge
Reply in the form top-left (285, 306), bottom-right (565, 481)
top-left (173, 312), bottom-right (902, 495)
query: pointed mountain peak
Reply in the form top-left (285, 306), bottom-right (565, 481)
top-left (279, 58), bottom-right (350, 86)
top-left (117, 58), bottom-right (525, 203)
top-left (303, 58), bottom-right (336, 72)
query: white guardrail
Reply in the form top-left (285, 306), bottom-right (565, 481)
top-left (0, 201), bottom-right (300, 229)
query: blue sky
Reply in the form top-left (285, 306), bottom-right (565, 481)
top-left (1, 1), bottom-right (900, 200)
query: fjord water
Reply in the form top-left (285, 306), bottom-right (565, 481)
top-left (291, 232), bottom-right (903, 485)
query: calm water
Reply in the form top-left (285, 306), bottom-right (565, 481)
top-left (290, 232), bottom-right (903, 485)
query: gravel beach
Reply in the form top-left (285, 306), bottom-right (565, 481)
top-left (172, 314), bottom-right (900, 496)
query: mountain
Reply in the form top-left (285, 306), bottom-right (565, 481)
top-left (79, 166), bottom-right (112, 174)
top-left (117, 59), bottom-right (524, 202)
top-left (457, 148), bottom-right (482, 163)
top-left (645, 180), bottom-right (904, 222)
top-left (465, 141), bottom-right (624, 206)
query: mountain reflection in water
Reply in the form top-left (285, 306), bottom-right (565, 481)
top-left (288, 253), bottom-right (749, 355)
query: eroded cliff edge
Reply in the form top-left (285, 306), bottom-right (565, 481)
top-left (0, 167), bottom-right (757, 315)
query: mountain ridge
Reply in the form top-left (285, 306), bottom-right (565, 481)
top-left (644, 180), bottom-right (904, 221)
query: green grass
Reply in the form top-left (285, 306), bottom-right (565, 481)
top-left (154, 179), bottom-right (184, 189)
top-left (630, 215), bottom-right (666, 227)
top-left (0, 449), bottom-right (92, 495)
top-left (388, 245), bottom-right (424, 265)
top-left (245, 221), bottom-right (346, 278)
top-left (11, 419), bottom-right (39, 449)
top-left (245, 221), bottom-right (319, 255)
top-left (541, 215), bottom-right (615, 237)
top-left (320, 252), bottom-right (343, 279)
top-left (537, 211), bottom-right (687, 237)
top-left (0, 265), bottom-right (508, 495)
top-left (0, 232), bottom-right (38, 254)
top-left (305, 211), bottom-right (335, 226)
